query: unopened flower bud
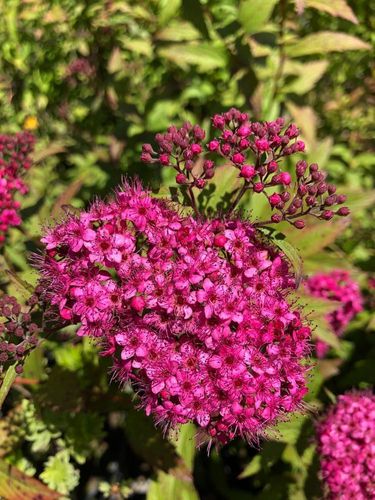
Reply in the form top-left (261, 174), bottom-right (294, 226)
top-left (269, 193), bottom-right (282, 207)
top-left (240, 165), bottom-right (256, 180)
top-left (253, 182), bottom-right (264, 193)
top-left (267, 161), bottom-right (278, 173)
top-left (293, 220), bottom-right (305, 229)
top-left (159, 153), bottom-right (170, 166)
top-left (271, 214), bottom-right (282, 223)
top-left (195, 178), bottom-right (206, 189)
top-left (176, 173), bottom-right (188, 185)
top-left (337, 207), bottom-right (350, 216)
top-left (232, 152), bottom-right (245, 165)
top-left (208, 140), bottom-right (220, 152)
top-left (321, 210), bottom-right (334, 220)
top-left (191, 143), bottom-right (202, 155)
top-left (336, 194), bottom-right (347, 204)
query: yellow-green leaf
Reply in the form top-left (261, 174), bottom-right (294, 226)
top-left (239, 0), bottom-right (278, 34)
top-left (305, 0), bottom-right (358, 24)
top-left (286, 32), bottom-right (370, 57)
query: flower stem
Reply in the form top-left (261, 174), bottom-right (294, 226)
top-left (227, 183), bottom-right (247, 216)
top-left (187, 185), bottom-right (199, 217)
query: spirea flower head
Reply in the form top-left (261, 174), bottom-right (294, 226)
top-left (305, 270), bottom-right (363, 358)
top-left (0, 132), bottom-right (35, 246)
top-left (316, 391), bottom-right (375, 499)
top-left (38, 181), bottom-right (311, 445)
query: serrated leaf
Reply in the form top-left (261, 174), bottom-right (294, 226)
top-left (286, 32), bottom-right (370, 57)
top-left (238, 0), bottom-right (278, 34)
top-left (305, 0), bottom-right (358, 23)
top-left (282, 218), bottom-right (350, 258)
top-left (158, 43), bottom-right (227, 71)
top-left (0, 460), bottom-right (61, 500)
top-left (40, 451), bottom-right (79, 495)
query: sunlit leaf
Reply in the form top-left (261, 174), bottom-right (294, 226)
top-left (158, 43), bottom-right (227, 71)
top-left (238, 0), bottom-right (278, 34)
top-left (286, 32), bottom-right (370, 57)
top-left (305, 0), bottom-right (358, 24)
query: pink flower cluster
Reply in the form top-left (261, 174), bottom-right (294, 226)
top-left (38, 181), bottom-right (311, 444)
top-left (141, 108), bottom-right (349, 227)
top-left (316, 391), bottom-right (375, 499)
top-left (306, 270), bottom-right (363, 358)
top-left (0, 132), bottom-right (35, 246)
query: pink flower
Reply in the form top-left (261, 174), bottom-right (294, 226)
top-left (39, 181), bottom-right (311, 446)
top-left (316, 391), bottom-right (375, 499)
top-left (0, 133), bottom-right (35, 246)
top-left (305, 270), bottom-right (363, 358)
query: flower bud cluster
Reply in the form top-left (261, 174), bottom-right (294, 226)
top-left (316, 391), bottom-right (375, 499)
top-left (0, 132), bottom-right (35, 245)
top-left (0, 294), bottom-right (40, 374)
top-left (141, 122), bottom-right (209, 190)
top-left (305, 270), bottom-right (362, 358)
top-left (141, 108), bottom-right (349, 228)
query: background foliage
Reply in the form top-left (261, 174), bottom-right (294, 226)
top-left (0, 0), bottom-right (374, 498)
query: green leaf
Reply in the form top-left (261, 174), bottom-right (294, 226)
top-left (173, 423), bottom-right (196, 471)
top-left (267, 414), bottom-right (308, 445)
top-left (0, 460), bottom-right (61, 500)
top-left (124, 409), bottom-right (179, 471)
top-left (283, 60), bottom-right (329, 95)
top-left (295, 293), bottom-right (341, 348)
top-left (156, 21), bottom-right (201, 41)
top-left (238, 0), bottom-right (278, 34)
top-left (158, 0), bottom-right (182, 25)
top-left (239, 455), bottom-right (261, 478)
top-left (40, 451), bottom-right (79, 495)
top-left (147, 471), bottom-right (199, 500)
top-left (282, 218), bottom-right (350, 258)
top-left (0, 364), bottom-right (17, 410)
top-left (286, 32), bottom-right (370, 57)
top-left (305, 0), bottom-right (358, 23)
top-left (158, 43), bottom-right (227, 71)
top-left (262, 230), bottom-right (303, 286)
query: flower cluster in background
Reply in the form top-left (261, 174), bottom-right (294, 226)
top-left (38, 181), bottom-right (311, 445)
top-left (0, 132), bottom-right (35, 246)
top-left (0, 294), bottom-right (40, 374)
top-left (316, 391), bottom-right (375, 499)
top-left (141, 109), bottom-right (350, 227)
top-left (306, 270), bottom-right (363, 358)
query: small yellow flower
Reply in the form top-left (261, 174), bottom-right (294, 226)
top-left (23, 116), bottom-right (39, 131)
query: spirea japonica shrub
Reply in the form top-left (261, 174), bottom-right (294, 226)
top-left (37, 109), bottom-right (350, 445)
top-left (0, 132), bottom-right (35, 246)
top-left (306, 270), bottom-right (363, 358)
top-left (316, 391), bottom-right (375, 499)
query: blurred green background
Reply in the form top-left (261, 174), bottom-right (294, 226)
top-left (0, 0), bottom-right (374, 498)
